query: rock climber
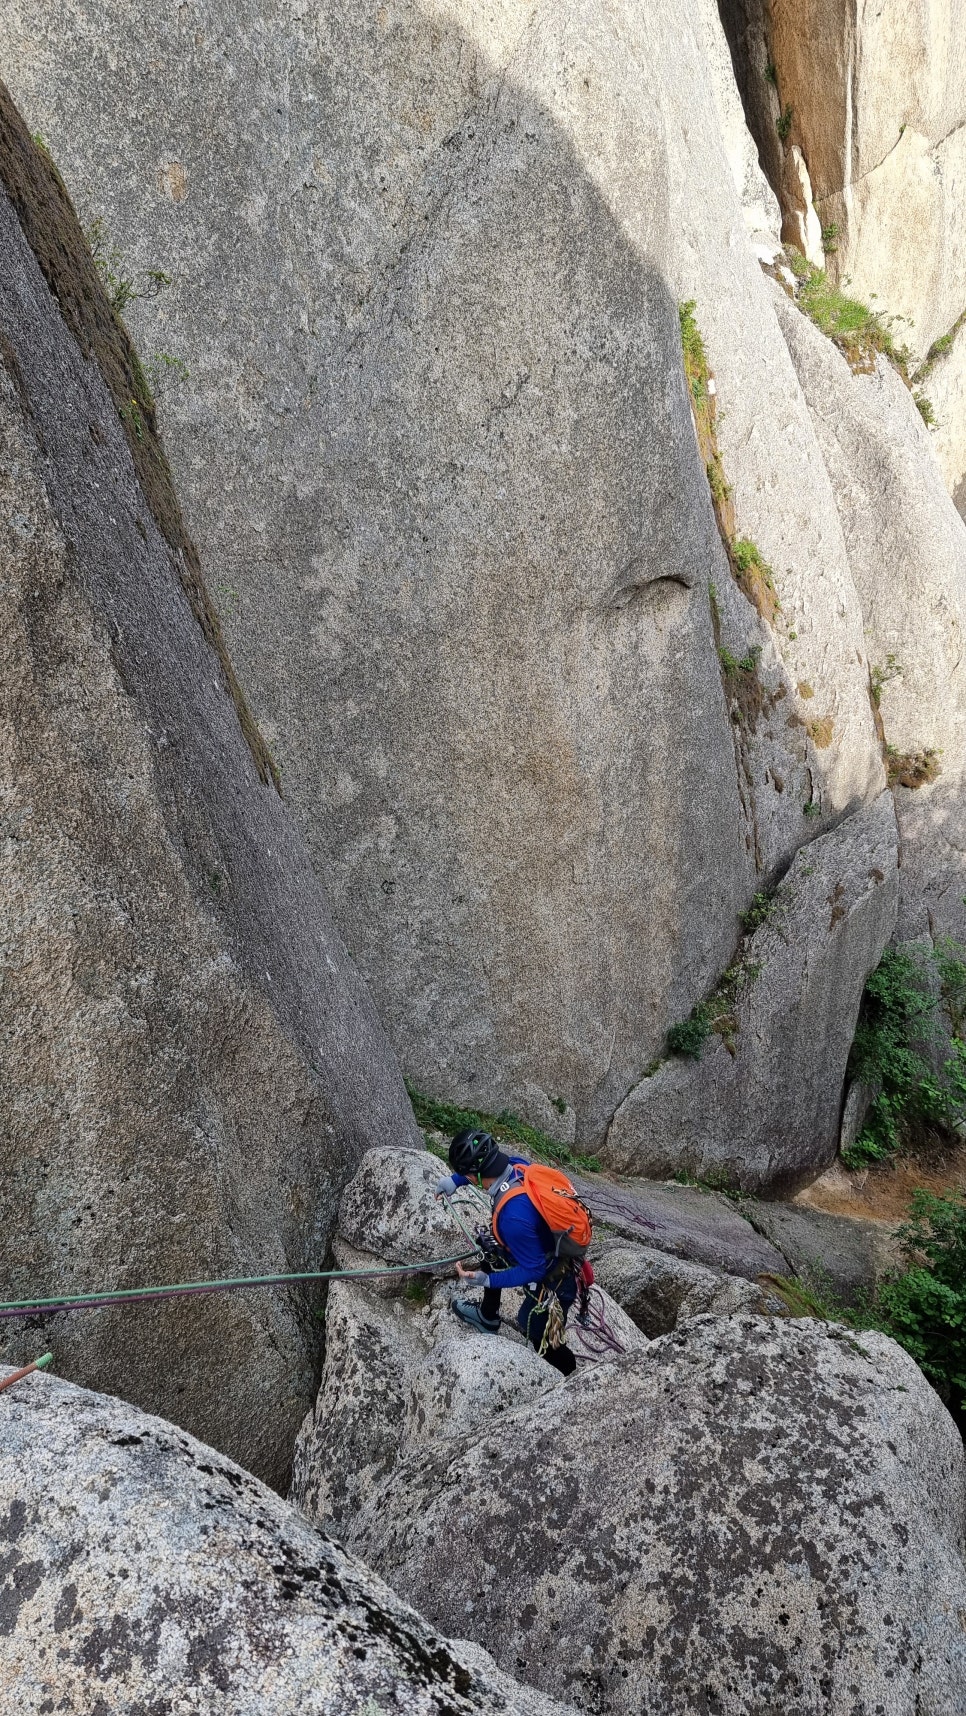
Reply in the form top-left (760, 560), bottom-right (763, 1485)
top-left (435, 1127), bottom-right (588, 1376)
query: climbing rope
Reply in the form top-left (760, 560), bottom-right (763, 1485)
top-left (0, 1251), bottom-right (478, 1322)
top-left (571, 1286), bottom-right (626, 1359)
top-left (0, 1352), bottom-right (51, 1393)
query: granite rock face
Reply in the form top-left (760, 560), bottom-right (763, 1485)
top-left (0, 1367), bottom-right (571, 1716)
top-left (0, 85), bottom-right (420, 1489)
top-left (573, 1174), bottom-right (789, 1278)
top-left (295, 1312), bottom-right (966, 1716)
top-left (719, 0), bottom-right (966, 510)
top-left (605, 792), bottom-right (900, 1191)
top-left (1, 0), bottom-right (892, 1160)
top-left (743, 1199), bottom-right (899, 1306)
top-left (773, 284), bottom-right (966, 942)
top-left (589, 1237), bottom-right (766, 1336)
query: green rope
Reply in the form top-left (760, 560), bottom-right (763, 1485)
top-left (0, 1251), bottom-right (478, 1322)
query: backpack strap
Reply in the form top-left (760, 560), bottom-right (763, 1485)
top-left (492, 1182), bottom-right (527, 1248)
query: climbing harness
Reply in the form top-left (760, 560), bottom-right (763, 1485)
top-left (0, 1251), bottom-right (478, 1323)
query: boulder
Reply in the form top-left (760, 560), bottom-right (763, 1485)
top-left (326, 1315), bottom-right (966, 1716)
top-left (337, 1146), bottom-right (477, 1266)
top-left (291, 1276), bottom-right (561, 1537)
top-left (604, 792), bottom-right (900, 1190)
top-left (0, 83), bottom-right (420, 1488)
top-left (743, 1200), bottom-right (900, 1305)
top-left (0, 1366), bottom-right (571, 1716)
top-left (575, 1173), bottom-right (789, 1276)
top-left (590, 1238), bottom-right (766, 1335)
top-left (2, 0), bottom-right (891, 1153)
top-left (574, 1173), bottom-right (789, 1277)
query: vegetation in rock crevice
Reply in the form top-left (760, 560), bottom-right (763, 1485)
top-left (731, 538), bottom-right (779, 626)
top-left (680, 303), bottom-right (777, 757)
top-left (870, 652), bottom-right (902, 709)
top-left (913, 307), bottom-right (966, 383)
top-left (783, 253), bottom-right (937, 424)
top-left (886, 746), bottom-right (941, 789)
top-left (679, 304), bottom-right (782, 644)
top-left (405, 1085), bottom-right (601, 1173)
top-left (785, 252), bottom-right (911, 376)
top-left (87, 215), bottom-right (171, 316)
top-left (768, 1189), bottom-right (966, 1434)
top-left (866, 654), bottom-right (942, 791)
top-left (844, 940), bottom-right (966, 1168)
top-left (666, 941), bottom-right (768, 1063)
top-left (666, 873), bottom-right (797, 1065)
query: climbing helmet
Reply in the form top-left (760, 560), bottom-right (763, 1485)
top-left (448, 1127), bottom-right (503, 1178)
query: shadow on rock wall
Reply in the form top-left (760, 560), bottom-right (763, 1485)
top-left (0, 1), bottom-right (889, 1176)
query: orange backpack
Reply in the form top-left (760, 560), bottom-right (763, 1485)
top-left (492, 1163), bottom-right (593, 1265)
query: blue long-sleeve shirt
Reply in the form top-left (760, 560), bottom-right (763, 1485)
top-left (452, 1157), bottom-right (555, 1290)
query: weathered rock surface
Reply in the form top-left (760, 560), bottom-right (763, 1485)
top-left (720, 0), bottom-right (966, 509)
top-left (291, 1275), bottom-right (562, 1536)
top-left (773, 283), bottom-right (966, 943)
top-left (0, 84), bottom-right (420, 1488)
top-left (590, 1237), bottom-right (766, 1335)
top-left (696, 0), bottom-right (782, 254)
top-left (605, 792), bottom-right (900, 1190)
top-left (574, 1173), bottom-right (788, 1277)
top-left (0, 1366), bottom-right (571, 1716)
top-left (338, 1145), bottom-right (474, 1266)
top-left (743, 1199), bottom-right (899, 1305)
top-left (2, 0), bottom-right (892, 1156)
top-left (297, 1312), bottom-right (966, 1716)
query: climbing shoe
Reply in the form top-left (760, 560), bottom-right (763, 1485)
top-left (453, 1300), bottom-right (500, 1335)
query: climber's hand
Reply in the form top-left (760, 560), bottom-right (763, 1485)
top-left (434, 1174), bottom-right (458, 1200)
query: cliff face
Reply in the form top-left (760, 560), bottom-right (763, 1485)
top-left (2, 1), bottom-right (964, 1185)
top-left (719, 0), bottom-right (966, 513)
top-left (0, 81), bottom-right (420, 1489)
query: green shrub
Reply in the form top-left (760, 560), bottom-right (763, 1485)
top-left (915, 390), bottom-right (937, 428)
top-left (766, 1192), bottom-right (966, 1433)
top-left (777, 104), bottom-right (794, 142)
top-left (405, 1085), bottom-right (600, 1173)
top-left (870, 652), bottom-right (902, 708)
top-left (86, 216), bottom-right (171, 317)
top-left (667, 955), bottom-right (761, 1062)
top-left (739, 889), bottom-right (777, 933)
top-left (666, 1008), bottom-right (712, 1059)
top-left (678, 299), bottom-right (708, 401)
top-left (718, 643), bottom-right (761, 677)
top-left (916, 310), bottom-right (966, 380)
top-left (877, 1191), bottom-right (966, 1423)
top-left (844, 941), bottom-right (966, 1167)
